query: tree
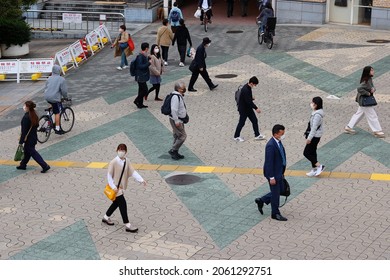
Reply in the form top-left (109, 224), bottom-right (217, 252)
top-left (0, 0), bottom-right (37, 19)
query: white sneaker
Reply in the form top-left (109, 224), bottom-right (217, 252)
top-left (315, 165), bottom-right (325, 176)
top-left (374, 131), bottom-right (385, 138)
top-left (179, 62), bottom-right (184, 67)
top-left (234, 137), bottom-right (244, 142)
top-left (254, 134), bottom-right (266, 140)
top-left (116, 66), bottom-right (123, 70)
top-left (344, 126), bottom-right (356, 134)
top-left (306, 168), bottom-right (317, 177)
top-left (122, 65), bottom-right (129, 69)
top-left (164, 61), bottom-right (168, 66)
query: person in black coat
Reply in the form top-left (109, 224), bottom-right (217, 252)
top-left (188, 37), bottom-right (218, 92)
top-left (172, 19), bottom-right (192, 67)
top-left (17, 101), bottom-right (50, 173)
top-left (226, 0), bottom-right (234, 17)
top-left (233, 76), bottom-right (266, 141)
top-left (133, 42), bottom-right (151, 109)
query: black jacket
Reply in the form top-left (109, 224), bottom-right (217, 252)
top-left (172, 25), bottom-right (192, 47)
top-left (135, 53), bottom-right (151, 82)
top-left (19, 112), bottom-right (38, 146)
top-left (238, 84), bottom-right (258, 112)
top-left (194, 43), bottom-right (207, 69)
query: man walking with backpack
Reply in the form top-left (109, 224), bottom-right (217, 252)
top-left (233, 76), bottom-right (266, 142)
top-left (132, 42), bottom-right (151, 109)
top-left (168, 2), bottom-right (183, 33)
top-left (163, 81), bottom-right (188, 160)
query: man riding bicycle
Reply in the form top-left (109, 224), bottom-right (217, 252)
top-left (43, 65), bottom-right (68, 135)
top-left (198, 0), bottom-right (213, 24)
top-left (257, 1), bottom-right (274, 35)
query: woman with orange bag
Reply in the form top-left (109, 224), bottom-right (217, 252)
top-left (112, 25), bottom-right (133, 70)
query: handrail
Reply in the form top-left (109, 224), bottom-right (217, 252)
top-left (27, 9), bottom-right (125, 17)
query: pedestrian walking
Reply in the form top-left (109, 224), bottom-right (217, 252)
top-left (172, 19), bottom-right (192, 67)
top-left (233, 76), bottom-right (266, 142)
top-left (133, 42), bottom-right (151, 109)
top-left (102, 143), bottom-right (147, 233)
top-left (44, 65), bottom-right (68, 135)
top-left (168, 2), bottom-right (183, 33)
top-left (188, 37), bottom-right (218, 92)
top-left (345, 66), bottom-right (385, 138)
top-left (255, 124), bottom-right (288, 221)
top-left (226, 0), bottom-right (234, 17)
top-left (304, 96), bottom-right (325, 177)
top-left (111, 25), bottom-right (132, 70)
top-left (168, 81), bottom-right (188, 160)
top-left (16, 101), bottom-right (50, 173)
top-left (240, 0), bottom-right (249, 16)
top-left (145, 44), bottom-right (164, 101)
top-left (156, 19), bottom-right (174, 66)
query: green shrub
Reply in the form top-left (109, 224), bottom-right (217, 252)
top-left (0, 18), bottom-right (31, 47)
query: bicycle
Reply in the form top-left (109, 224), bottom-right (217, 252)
top-left (37, 98), bottom-right (75, 143)
top-left (202, 8), bottom-right (212, 32)
top-left (257, 17), bottom-right (276, 49)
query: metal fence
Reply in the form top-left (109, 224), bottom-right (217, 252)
top-left (25, 10), bottom-right (126, 33)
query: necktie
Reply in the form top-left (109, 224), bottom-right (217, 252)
top-left (278, 141), bottom-right (286, 166)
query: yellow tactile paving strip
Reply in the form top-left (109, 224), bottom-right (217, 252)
top-left (2, 159), bottom-right (390, 181)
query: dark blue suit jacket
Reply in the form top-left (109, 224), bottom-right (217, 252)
top-left (263, 137), bottom-right (285, 181)
top-left (194, 44), bottom-right (207, 69)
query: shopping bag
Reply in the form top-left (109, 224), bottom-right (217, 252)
top-left (14, 145), bottom-right (24, 161)
top-left (194, 9), bottom-right (201, 18)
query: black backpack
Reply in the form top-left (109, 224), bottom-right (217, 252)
top-left (129, 56), bottom-right (138, 77)
top-left (161, 93), bottom-right (181, 115)
top-left (171, 10), bottom-right (180, 23)
top-left (235, 85), bottom-right (243, 108)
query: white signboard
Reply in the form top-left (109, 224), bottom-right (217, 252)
top-left (70, 40), bottom-right (84, 58)
top-left (62, 13), bottom-right (82, 24)
top-left (19, 59), bottom-right (54, 73)
top-left (99, 14), bottom-right (106, 21)
top-left (96, 24), bottom-right (112, 43)
top-left (0, 60), bottom-right (19, 74)
top-left (55, 47), bottom-right (72, 66)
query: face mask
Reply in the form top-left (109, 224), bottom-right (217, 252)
top-left (117, 151), bottom-right (126, 158)
top-left (154, 48), bottom-right (159, 53)
top-left (207, 43), bottom-right (211, 47)
top-left (280, 134), bottom-right (286, 141)
top-left (23, 105), bottom-right (27, 112)
top-left (310, 103), bottom-right (316, 110)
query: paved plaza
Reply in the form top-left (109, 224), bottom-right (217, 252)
top-left (0, 21), bottom-right (390, 260)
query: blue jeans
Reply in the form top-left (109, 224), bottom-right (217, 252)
top-left (120, 44), bottom-right (128, 67)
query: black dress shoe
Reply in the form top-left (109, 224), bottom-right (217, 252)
top-left (188, 88), bottom-right (197, 92)
top-left (16, 165), bottom-right (26, 170)
top-left (125, 226), bottom-right (138, 233)
top-left (140, 105), bottom-right (148, 108)
top-left (41, 165), bottom-right (50, 173)
top-left (255, 198), bottom-right (264, 215)
top-left (210, 84), bottom-right (218, 90)
top-left (102, 218), bottom-right (114, 226)
top-left (271, 214), bottom-right (288, 221)
top-left (177, 152), bottom-right (185, 159)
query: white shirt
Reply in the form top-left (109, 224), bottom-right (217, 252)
top-left (202, 0), bottom-right (209, 9)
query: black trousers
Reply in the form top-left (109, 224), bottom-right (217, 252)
top-left (161, 46), bottom-right (169, 62)
top-left (147, 83), bottom-right (160, 99)
top-left (134, 81), bottom-right (148, 106)
top-left (234, 110), bottom-right (260, 138)
top-left (20, 144), bottom-right (48, 168)
top-left (106, 194), bottom-right (129, 224)
top-left (188, 68), bottom-right (214, 90)
top-left (227, 1), bottom-right (234, 16)
top-left (303, 137), bottom-right (321, 168)
top-left (177, 44), bottom-right (187, 63)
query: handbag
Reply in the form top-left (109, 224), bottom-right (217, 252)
top-left (361, 95), bottom-right (377, 107)
top-left (194, 9), bottom-right (201, 18)
top-left (127, 35), bottom-right (135, 52)
top-left (179, 114), bottom-right (189, 124)
top-left (104, 160), bottom-right (126, 201)
top-left (14, 145), bottom-right (24, 161)
top-left (280, 177), bottom-right (291, 207)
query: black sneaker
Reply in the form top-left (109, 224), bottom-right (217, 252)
top-left (41, 165), bottom-right (50, 173)
top-left (54, 129), bottom-right (65, 135)
top-left (16, 165), bottom-right (26, 170)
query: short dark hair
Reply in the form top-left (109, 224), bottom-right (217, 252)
top-left (312, 96), bottom-right (323, 110)
top-left (272, 124), bottom-right (285, 135)
top-left (173, 2), bottom-right (177, 7)
top-left (249, 76), bottom-right (259, 85)
top-left (163, 19), bottom-right (168, 25)
top-left (116, 143), bottom-right (127, 152)
top-left (120, 25), bottom-right (126, 31)
top-left (141, 42), bottom-right (149, 51)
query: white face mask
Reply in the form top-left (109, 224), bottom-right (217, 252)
top-left (207, 43), bottom-right (211, 47)
top-left (117, 151), bottom-right (126, 158)
top-left (23, 105), bottom-right (27, 112)
top-left (154, 48), bottom-right (159, 53)
top-left (280, 134), bottom-right (286, 141)
top-left (310, 103), bottom-right (316, 110)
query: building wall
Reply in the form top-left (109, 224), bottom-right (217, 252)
top-left (373, 0), bottom-right (390, 8)
top-left (277, 0), bottom-right (327, 24)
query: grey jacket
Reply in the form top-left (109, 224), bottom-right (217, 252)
top-left (44, 65), bottom-right (68, 103)
top-left (169, 91), bottom-right (187, 124)
top-left (356, 78), bottom-right (375, 106)
top-left (308, 109), bottom-right (324, 140)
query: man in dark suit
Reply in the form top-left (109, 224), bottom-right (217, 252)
top-left (255, 124), bottom-right (288, 221)
top-left (188, 37), bottom-right (218, 92)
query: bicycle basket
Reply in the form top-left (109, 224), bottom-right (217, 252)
top-left (62, 99), bottom-right (72, 107)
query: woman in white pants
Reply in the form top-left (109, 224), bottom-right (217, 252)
top-left (345, 66), bottom-right (385, 138)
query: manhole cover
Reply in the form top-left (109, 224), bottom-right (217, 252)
top-left (150, 31), bottom-right (157, 34)
top-left (165, 174), bottom-right (201, 185)
top-left (226, 30), bottom-right (243, 34)
top-left (215, 74), bottom-right (238, 79)
top-left (367, 39), bottom-right (390, 43)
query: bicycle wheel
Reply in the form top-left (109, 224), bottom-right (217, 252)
top-left (204, 19), bottom-right (208, 32)
top-left (60, 107), bottom-right (75, 133)
top-left (37, 115), bottom-right (52, 143)
top-left (258, 28), bottom-right (263, 45)
top-left (266, 33), bottom-right (274, 49)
